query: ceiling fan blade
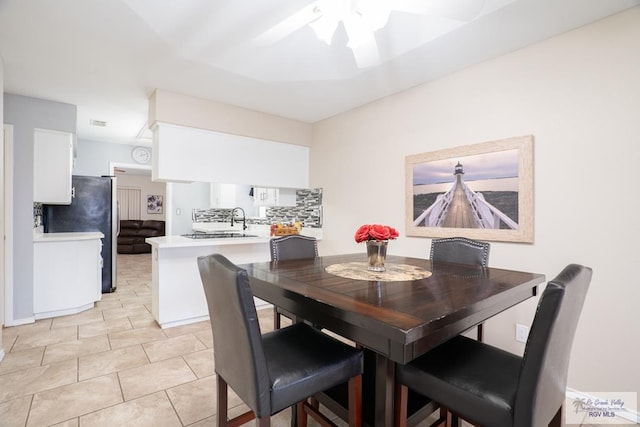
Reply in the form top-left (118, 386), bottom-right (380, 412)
top-left (252, 2), bottom-right (320, 45)
top-left (392, 0), bottom-right (486, 21)
top-left (351, 39), bottom-right (381, 69)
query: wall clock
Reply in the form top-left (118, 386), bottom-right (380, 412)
top-left (131, 146), bottom-right (151, 164)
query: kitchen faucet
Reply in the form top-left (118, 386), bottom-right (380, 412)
top-left (230, 207), bottom-right (247, 231)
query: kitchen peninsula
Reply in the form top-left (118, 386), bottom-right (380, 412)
top-left (147, 232), bottom-right (289, 328)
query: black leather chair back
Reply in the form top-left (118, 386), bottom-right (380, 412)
top-left (270, 235), bottom-right (318, 261)
top-left (514, 264), bottom-right (592, 425)
top-left (197, 254), bottom-right (271, 416)
top-left (430, 237), bottom-right (490, 266)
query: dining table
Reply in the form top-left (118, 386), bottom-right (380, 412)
top-left (240, 253), bottom-right (545, 427)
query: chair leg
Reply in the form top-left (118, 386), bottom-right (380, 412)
top-left (217, 376), bottom-right (228, 426)
top-left (274, 307), bottom-right (281, 330)
top-left (549, 405), bottom-right (562, 427)
top-left (394, 383), bottom-right (409, 427)
top-left (218, 375), bottom-right (258, 427)
top-left (348, 374), bottom-right (362, 427)
top-left (256, 416), bottom-right (271, 426)
top-left (477, 323), bottom-right (484, 342)
top-left (297, 401), bottom-right (308, 427)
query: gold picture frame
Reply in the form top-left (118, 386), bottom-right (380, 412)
top-left (406, 135), bottom-right (534, 243)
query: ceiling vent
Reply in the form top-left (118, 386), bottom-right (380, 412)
top-left (90, 119), bottom-right (108, 127)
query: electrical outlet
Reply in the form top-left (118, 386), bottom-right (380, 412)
top-left (515, 323), bottom-right (529, 343)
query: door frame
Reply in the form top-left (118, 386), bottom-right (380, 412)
top-left (3, 124), bottom-right (15, 328)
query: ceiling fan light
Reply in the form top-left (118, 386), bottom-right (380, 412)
top-left (344, 13), bottom-right (373, 48)
top-left (309, 15), bottom-right (339, 44)
top-left (356, 0), bottom-right (390, 32)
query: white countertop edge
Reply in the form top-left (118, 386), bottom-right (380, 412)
top-left (34, 231), bottom-right (105, 242)
top-left (146, 235), bottom-right (272, 249)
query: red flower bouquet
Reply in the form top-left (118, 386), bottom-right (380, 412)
top-left (354, 224), bottom-right (399, 243)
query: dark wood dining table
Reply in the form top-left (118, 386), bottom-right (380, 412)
top-left (240, 253), bottom-right (545, 427)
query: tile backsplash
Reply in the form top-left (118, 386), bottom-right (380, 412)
top-left (193, 188), bottom-right (323, 228)
top-left (33, 202), bottom-right (43, 228)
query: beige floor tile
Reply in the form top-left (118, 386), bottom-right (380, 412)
top-left (118, 357), bottom-right (197, 401)
top-left (2, 318), bottom-right (53, 341)
top-left (108, 326), bottom-right (167, 349)
top-left (94, 299), bottom-right (123, 311)
top-left (183, 348), bottom-right (215, 378)
top-left (43, 334), bottom-right (111, 365)
top-left (51, 309), bottom-right (105, 329)
top-left (51, 418), bottom-right (79, 427)
top-left (120, 296), bottom-right (152, 307)
top-left (79, 391), bottom-right (182, 427)
top-left (2, 333), bottom-right (18, 353)
top-left (11, 325), bottom-right (78, 352)
top-left (166, 376), bottom-right (220, 425)
top-left (0, 347), bottom-right (45, 375)
top-left (128, 313), bottom-right (157, 329)
top-left (78, 317), bottom-right (132, 339)
top-left (0, 395), bottom-right (32, 426)
top-left (162, 320), bottom-right (211, 338)
top-left (102, 304), bottom-right (150, 321)
top-left (0, 359), bottom-right (77, 403)
top-left (27, 374), bottom-right (123, 427)
top-left (79, 344), bottom-right (149, 381)
top-left (142, 334), bottom-right (207, 362)
top-left (193, 329), bottom-right (214, 348)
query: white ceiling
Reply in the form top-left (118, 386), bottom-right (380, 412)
top-left (1, 0), bottom-right (639, 145)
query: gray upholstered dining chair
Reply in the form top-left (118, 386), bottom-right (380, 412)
top-left (395, 264), bottom-right (592, 427)
top-left (270, 235), bottom-right (319, 329)
top-left (197, 253), bottom-right (363, 427)
top-left (430, 237), bottom-right (490, 341)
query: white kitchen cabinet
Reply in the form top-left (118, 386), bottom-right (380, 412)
top-left (152, 122), bottom-right (309, 188)
top-left (253, 187), bottom-right (278, 206)
top-left (33, 128), bottom-right (73, 204)
top-left (210, 183), bottom-right (237, 207)
top-left (33, 232), bottom-right (103, 319)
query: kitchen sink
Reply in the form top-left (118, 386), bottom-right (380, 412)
top-left (182, 232), bottom-right (258, 239)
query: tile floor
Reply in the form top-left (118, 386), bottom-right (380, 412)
top-left (0, 254), bottom-right (635, 426)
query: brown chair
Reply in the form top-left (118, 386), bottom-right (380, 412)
top-left (395, 264), bottom-right (592, 427)
top-left (197, 253), bottom-right (362, 426)
top-left (430, 237), bottom-right (490, 341)
top-left (269, 235), bottom-right (318, 329)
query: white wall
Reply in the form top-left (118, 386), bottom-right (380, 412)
top-left (1, 54), bottom-right (5, 355)
top-left (74, 139), bottom-right (139, 176)
top-left (311, 7), bottom-right (640, 397)
top-left (3, 94), bottom-right (76, 323)
top-left (115, 173), bottom-right (166, 221)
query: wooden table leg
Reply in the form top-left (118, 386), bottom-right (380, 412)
top-left (373, 351), bottom-right (394, 427)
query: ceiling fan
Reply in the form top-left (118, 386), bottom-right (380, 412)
top-left (252, 0), bottom-right (487, 68)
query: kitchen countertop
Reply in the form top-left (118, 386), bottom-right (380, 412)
top-left (146, 234), bottom-right (272, 249)
top-left (147, 223), bottom-right (322, 249)
top-left (33, 231), bottom-right (104, 242)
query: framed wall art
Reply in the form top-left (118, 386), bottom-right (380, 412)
top-left (147, 195), bottom-right (163, 214)
top-left (405, 135), bottom-right (534, 243)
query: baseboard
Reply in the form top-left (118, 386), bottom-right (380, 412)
top-left (566, 388), bottom-right (639, 423)
top-left (4, 316), bottom-right (36, 327)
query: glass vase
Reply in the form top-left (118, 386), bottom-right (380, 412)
top-left (366, 240), bottom-right (388, 272)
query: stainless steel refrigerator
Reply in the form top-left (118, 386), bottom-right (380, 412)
top-left (43, 175), bottom-right (118, 293)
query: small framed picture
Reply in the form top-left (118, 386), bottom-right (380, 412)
top-left (147, 195), bottom-right (163, 214)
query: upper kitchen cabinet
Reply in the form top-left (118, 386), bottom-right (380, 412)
top-left (151, 122), bottom-right (309, 188)
top-left (33, 128), bottom-right (74, 204)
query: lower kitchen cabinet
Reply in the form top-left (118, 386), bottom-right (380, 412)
top-left (33, 232), bottom-right (103, 319)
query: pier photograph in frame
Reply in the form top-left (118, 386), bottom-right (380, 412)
top-left (405, 135), bottom-right (534, 243)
